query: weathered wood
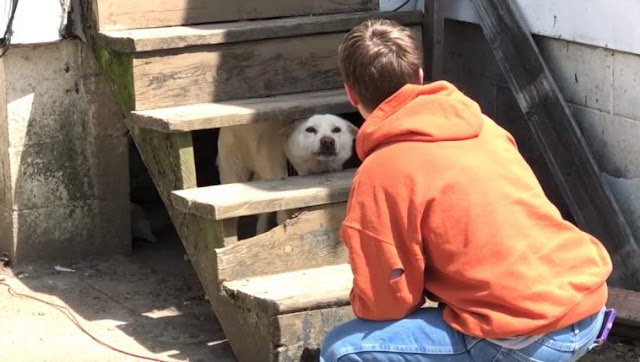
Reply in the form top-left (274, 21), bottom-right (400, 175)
top-left (223, 264), bottom-right (353, 317)
top-left (423, 0), bottom-right (444, 81)
top-left (214, 293), bottom-right (274, 362)
top-left (96, 0), bottom-right (378, 31)
top-left (131, 32), bottom-right (343, 111)
top-left (172, 169), bottom-right (355, 220)
top-left (129, 128), bottom-right (196, 191)
top-left (100, 11), bottom-right (424, 53)
top-left (131, 25), bottom-right (423, 110)
top-left (216, 203), bottom-right (347, 282)
top-left (608, 287), bottom-right (640, 328)
top-left (125, 127), bottom-right (260, 361)
top-left (130, 89), bottom-right (352, 133)
top-left (608, 287), bottom-right (640, 339)
top-left (471, 0), bottom-right (640, 290)
top-left (271, 306), bottom-right (355, 362)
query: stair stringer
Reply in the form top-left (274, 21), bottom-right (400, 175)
top-left (83, 30), bottom-right (276, 360)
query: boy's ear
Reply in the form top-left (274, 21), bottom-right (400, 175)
top-left (344, 83), bottom-right (360, 108)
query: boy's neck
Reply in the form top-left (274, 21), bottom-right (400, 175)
top-left (358, 105), bottom-right (371, 120)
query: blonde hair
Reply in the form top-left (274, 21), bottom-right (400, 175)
top-left (338, 19), bottom-right (422, 111)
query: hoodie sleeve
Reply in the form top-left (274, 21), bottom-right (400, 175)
top-left (340, 173), bottom-right (426, 321)
top-left (341, 224), bottom-right (425, 320)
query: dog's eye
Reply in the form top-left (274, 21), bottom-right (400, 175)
top-left (305, 127), bottom-right (317, 133)
top-left (331, 127), bottom-right (341, 133)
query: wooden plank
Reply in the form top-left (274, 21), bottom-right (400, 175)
top-left (271, 305), bottom-right (355, 362)
top-left (124, 129), bottom-right (259, 361)
top-left (216, 203), bottom-right (347, 282)
top-left (423, 0), bottom-right (445, 81)
top-left (96, 0), bottom-right (378, 31)
top-left (87, 10), bottom-right (279, 361)
top-left (100, 11), bottom-right (424, 53)
top-left (172, 169), bottom-right (355, 220)
top-left (608, 287), bottom-right (640, 328)
top-left (131, 25), bottom-right (423, 110)
top-left (131, 32), bottom-right (342, 111)
top-left (129, 128), bottom-right (196, 191)
top-left (470, 0), bottom-right (640, 290)
top-left (130, 89), bottom-right (352, 133)
top-left (222, 264), bottom-right (353, 317)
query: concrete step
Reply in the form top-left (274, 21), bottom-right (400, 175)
top-left (171, 169), bottom-right (355, 220)
top-left (97, 11), bottom-right (423, 111)
top-left (130, 88), bottom-right (351, 132)
top-left (95, 0), bottom-right (378, 31)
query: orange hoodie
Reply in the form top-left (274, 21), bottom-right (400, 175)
top-left (341, 81), bottom-right (612, 338)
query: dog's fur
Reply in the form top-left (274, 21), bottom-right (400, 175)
top-left (217, 114), bottom-right (358, 236)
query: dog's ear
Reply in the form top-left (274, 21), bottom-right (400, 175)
top-left (345, 122), bottom-right (359, 138)
top-left (278, 119), bottom-right (299, 138)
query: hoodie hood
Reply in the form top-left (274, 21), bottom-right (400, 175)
top-left (356, 81), bottom-right (484, 160)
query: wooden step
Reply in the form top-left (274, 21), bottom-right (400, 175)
top-left (95, 0), bottom-right (378, 31)
top-left (215, 203), bottom-right (348, 282)
top-left (222, 263), bottom-right (356, 360)
top-left (223, 263), bottom-right (353, 316)
top-left (172, 169), bottom-right (355, 220)
top-left (97, 11), bottom-right (423, 111)
top-left (130, 89), bottom-right (351, 132)
top-left (100, 11), bottom-right (422, 53)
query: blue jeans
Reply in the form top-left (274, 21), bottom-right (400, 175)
top-left (320, 306), bottom-right (604, 362)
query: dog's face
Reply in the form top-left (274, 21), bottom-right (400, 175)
top-left (284, 114), bottom-right (358, 173)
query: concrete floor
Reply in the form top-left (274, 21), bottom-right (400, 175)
top-left (1, 224), bottom-right (637, 362)
top-left (0, 227), bottom-right (236, 362)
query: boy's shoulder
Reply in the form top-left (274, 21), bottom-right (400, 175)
top-left (354, 148), bottom-right (415, 184)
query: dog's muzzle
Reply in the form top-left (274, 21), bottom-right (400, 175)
top-left (318, 136), bottom-right (337, 156)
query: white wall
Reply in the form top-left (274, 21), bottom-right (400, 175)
top-left (443, 0), bottom-right (640, 56)
top-left (0, 0), bottom-right (69, 45)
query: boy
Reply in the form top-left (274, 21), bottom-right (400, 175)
top-left (320, 19), bottom-right (612, 362)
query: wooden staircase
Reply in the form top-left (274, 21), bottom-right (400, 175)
top-left (82, 1), bottom-right (424, 360)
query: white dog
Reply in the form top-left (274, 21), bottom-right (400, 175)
top-left (217, 114), bottom-right (358, 237)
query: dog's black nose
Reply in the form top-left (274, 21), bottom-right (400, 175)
top-left (320, 136), bottom-right (335, 151)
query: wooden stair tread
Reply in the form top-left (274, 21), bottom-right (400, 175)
top-left (99, 11), bottom-right (424, 52)
top-left (172, 169), bottom-right (355, 220)
top-left (222, 263), bottom-right (353, 316)
top-left (95, 0), bottom-right (377, 32)
top-left (130, 89), bottom-right (352, 132)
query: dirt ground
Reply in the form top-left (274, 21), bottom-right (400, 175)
top-left (0, 228), bottom-right (236, 362)
top-left (584, 336), bottom-right (640, 362)
top-left (1, 227), bottom-right (638, 361)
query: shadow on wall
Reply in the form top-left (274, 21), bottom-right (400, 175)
top-left (3, 40), bottom-right (130, 264)
top-left (441, 19), bottom-right (576, 223)
top-left (0, 1), bottom-right (418, 360)
top-left (441, 19), bottom-right (640, 249)
top-left (2, 39), bottom-right (231, 361)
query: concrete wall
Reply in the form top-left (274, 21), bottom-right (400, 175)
top-left (0, 40), bottom-right (130, 264)
top-left (441, 19), bottom-right (640, 242)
